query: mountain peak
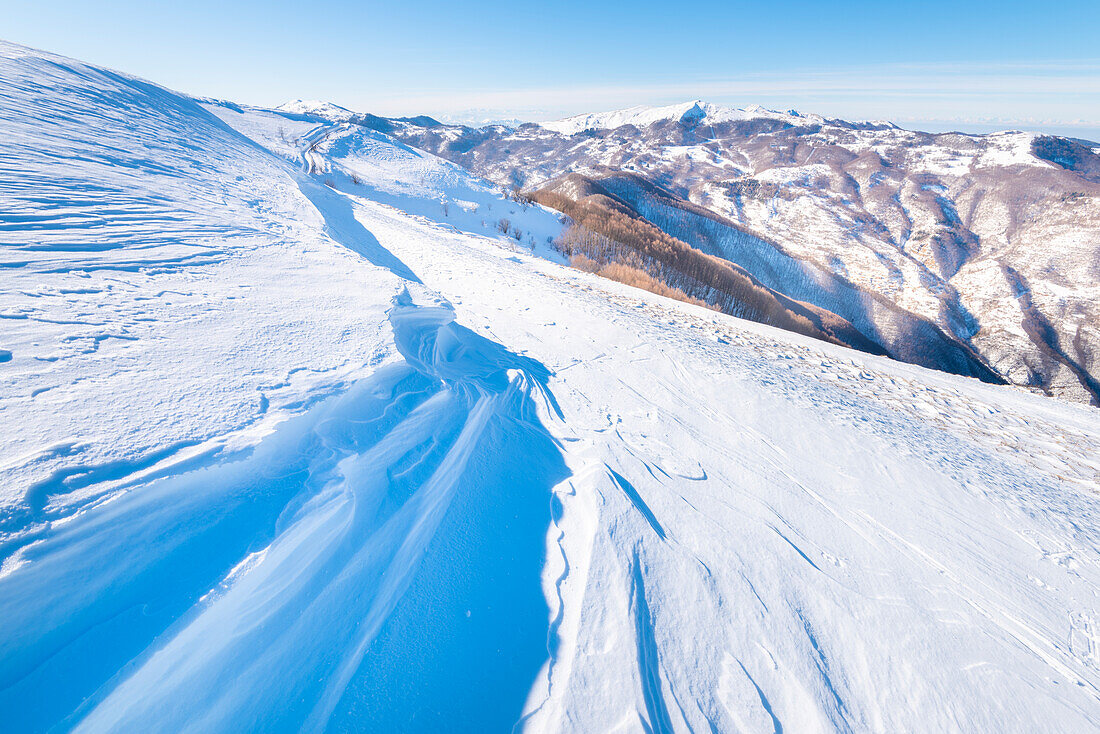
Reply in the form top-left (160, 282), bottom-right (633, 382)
top-left (277, 99), bottom-right (359, 121)
top-left (679, 100), bottom-right (709, 123)
top-left (537, 100), bottom-right (809, 134)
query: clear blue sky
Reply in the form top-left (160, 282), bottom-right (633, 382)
top-left (3, 0), bottom-right (1099, 137)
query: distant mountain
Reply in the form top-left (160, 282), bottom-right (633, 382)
top-left (342, 100), bottom-right (1100, 405)
top-left (537, 99), bottom-right (894, 136)
top-left (277, 99), bottom-right (361, 121)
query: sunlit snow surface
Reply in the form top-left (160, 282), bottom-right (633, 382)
top-left (2, 41), bottom-right (1100, 733)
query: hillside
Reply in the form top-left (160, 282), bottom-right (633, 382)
top-left (375, 101), bottom-right (1100, 405)
top-left (2, 42), bottom-right (1100, 733)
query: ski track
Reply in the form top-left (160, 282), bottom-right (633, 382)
top-left (2, 41), bottom-right (1100, 733)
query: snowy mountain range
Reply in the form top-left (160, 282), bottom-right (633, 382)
top-left (537, 99), bottom-right (897, 136)
top-left (367, 100), bottom-right (1100, 405)
top-left (2, 40), bottom-right (1100, 733)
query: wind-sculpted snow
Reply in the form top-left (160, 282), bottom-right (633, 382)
top-left (3, 41), bottom-right (1100, 734)
top-left (353, 197), bottom-right (1100, 733)
top-left (0, 40), bottom-right (408, 509)
top-left (0, 41), bottom-right (286, 270)
top-left (0, 290), bottom-right (568, 732)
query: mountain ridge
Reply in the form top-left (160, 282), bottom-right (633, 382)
top-left (537, 98), bottom-right (903, 135)
top-left (351, 100), bottom-right (1100, 405)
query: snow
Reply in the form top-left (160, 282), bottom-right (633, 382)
top-left (204, 104), bottom-right (564, 255)
top-left (661, 144), bottom-right (727, 164)
top-left (539, 100), bottom-right (814, 135)
top-left (912, 149), bottom-right (973, 177)
top-left (975, 131), bottom-right (1052, 169)
top-left (276, 98), bottom-right (361, 122)
top-left (3, 40), bottom-right (1100, 733)
top-left (0, 40), bottom-right (403, 516)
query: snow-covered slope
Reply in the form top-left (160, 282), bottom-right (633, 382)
top-left (3, 42), bottom-right (1100, 733)
top-left (206, 101), bottom-right (563, 254)
top-left (0, 41), bottom-right (411, 514)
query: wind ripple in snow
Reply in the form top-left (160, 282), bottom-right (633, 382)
top-left (0, 291), bottom-right (568, 733)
